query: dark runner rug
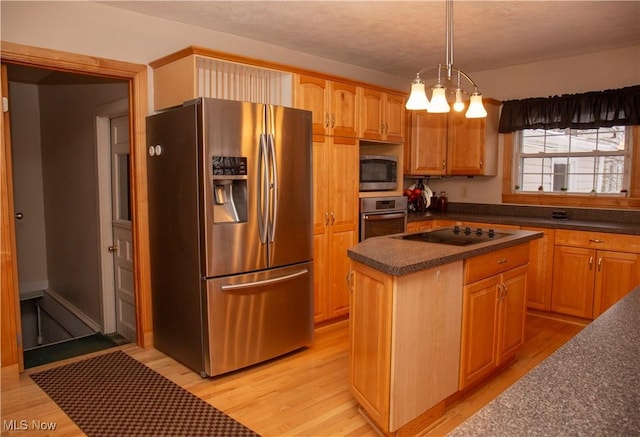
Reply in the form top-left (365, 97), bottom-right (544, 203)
top-left (30, 350), bottom-right (260, 437)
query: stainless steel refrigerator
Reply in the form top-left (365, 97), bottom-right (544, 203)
top-left (146, 98), bottom-right (313, 377)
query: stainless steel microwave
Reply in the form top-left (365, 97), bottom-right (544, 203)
top-left (359, 154), bottom-right (397, 191)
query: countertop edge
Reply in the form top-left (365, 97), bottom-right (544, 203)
top-left (348, 231), bottom-right (542, 276)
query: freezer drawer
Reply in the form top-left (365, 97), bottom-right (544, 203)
top-left (204, 262), bottom-right (314, 376)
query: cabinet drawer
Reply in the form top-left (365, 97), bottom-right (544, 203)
top-left (555, 229), bottom-right (640, 253)
top-left (464, 244), bottom-right (530, 284)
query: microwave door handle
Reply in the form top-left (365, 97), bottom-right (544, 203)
top-left (364, 212), bottom-right (407, 221)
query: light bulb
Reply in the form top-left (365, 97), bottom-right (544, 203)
top-left (453, 89), bottom-right (465, 112)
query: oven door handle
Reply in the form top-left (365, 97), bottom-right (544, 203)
top-left (363, 212), bottom-right (407, 221)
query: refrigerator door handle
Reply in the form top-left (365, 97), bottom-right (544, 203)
top-left (220, 268), bottom-right (309, 293)
top-left (267, 133), bottom-right (278, 243)
top-left (258, 133), bottom-right (269, 244)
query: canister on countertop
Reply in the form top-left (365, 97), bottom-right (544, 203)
top-left (436, 191), bottom-right (448, 212)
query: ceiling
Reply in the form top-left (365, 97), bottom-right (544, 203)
top-left (101, 1), bottom-right (640, 79)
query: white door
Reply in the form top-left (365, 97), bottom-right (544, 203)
top-left (110, 115), bottom-right (136, 342)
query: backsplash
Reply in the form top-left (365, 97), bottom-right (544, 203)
top-left (444, 203), bottom-right (640, 225)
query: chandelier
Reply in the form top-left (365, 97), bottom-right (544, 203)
top-left (405, 0), bottom-right (487, 118)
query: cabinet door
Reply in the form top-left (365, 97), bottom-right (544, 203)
top-left (497, 265), bottom-right (528, 364)
top-left (524, 227), bottom-right (555, 311)
top-left (551, 246), bottom-right (595, 318)
top-left (312, 136), bottom-right (329, 322)
top-left (460, 275), bottom-right (499, 389)
top-left (359, 88), bottom-right (384, 140)
top-left (593, 251), bottom-right (640, 317)
top-left (330, 82), bottom-right (358, 138)
top-left (327, 137), bottom-right (358, 318)
top-left (409, 111), bottom-right (447, 175)
top-left (294, 75), bottom-right (328, 136)
top-left (384, 93), bottom-right (405, 142)
top-left (447, 112), bottom-right (486, 175)
top-left (406, 221), bottom-right (432, 232)
top-left (350, 263), bottom-right (393, 430)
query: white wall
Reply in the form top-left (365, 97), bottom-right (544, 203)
top-left (9, 82), bottom-right (49, 294)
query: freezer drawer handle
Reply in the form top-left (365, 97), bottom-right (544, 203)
top-left (220, 269), bottom-right (309, 292)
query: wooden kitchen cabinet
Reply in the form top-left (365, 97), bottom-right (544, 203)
top-left (409, 111), bottom-right (448, 175)
top-left (523, 226), bottom-right (555, 311)
top-left (407, 99), bottom-right (500, 176)
top-left (359, 88), bottom-right (405, 143)
top-left (350, 261), bottom-right (463, 433)
top-left (313, 135), bottom-right (358, 322)
top-left (406, 220), bottom-right (432, 232)
top-left (460, 245), bottom-right (529, 389)
top-left (551, 230), bottom-right (640, 319)
top-left (294, 75), bottom-right (359, 137)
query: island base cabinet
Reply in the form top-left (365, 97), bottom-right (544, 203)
top-left (460, 248), bottom-right (529, 390)
top-left (350, 261), bottom-right (463, 434)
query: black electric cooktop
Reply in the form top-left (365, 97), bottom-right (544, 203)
top-left (396, 227), bottom-right (511, 246)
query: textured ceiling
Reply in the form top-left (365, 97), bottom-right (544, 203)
top-left (101, 1), bottom-right (640, 79)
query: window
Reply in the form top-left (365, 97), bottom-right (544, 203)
top-left (514, 126), bottom-right (631, 194)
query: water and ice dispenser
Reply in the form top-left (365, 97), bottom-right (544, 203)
top-left (211, 156), bottom-right (248, 223)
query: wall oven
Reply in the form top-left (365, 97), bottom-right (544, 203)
top-left (360, 196), bottom-right (408, 241)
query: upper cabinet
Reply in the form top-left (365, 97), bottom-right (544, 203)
top-left (294, 75), bottom-right (359, 137)
top-left (359, 89), bottom-right (405, 142)
top-left (407, 99), bottom-right (501, 176)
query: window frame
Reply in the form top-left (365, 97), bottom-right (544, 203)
top-left (502, 126), bottom-right (640, 209)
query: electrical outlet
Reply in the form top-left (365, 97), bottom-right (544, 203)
top-left (461, 185), bottom-right (468, 199)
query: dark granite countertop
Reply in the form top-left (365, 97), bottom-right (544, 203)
top-left (448, 285), bottom-right (640, 437)
top-left (407, 204), bottom-right (640, 236)
top-left (347, 229), bottom-right (542, 276)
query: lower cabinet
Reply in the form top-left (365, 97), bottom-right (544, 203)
top-left (551, 230), bottom-right (640, 319)
top-left (350, 261), bottom-right (463, 433)
top-left (459, 245), bottom-right (529, 389)
top-left (406, 220), bottom-right (432, 232)
top-left (523, 226), bottom-right (555, 311)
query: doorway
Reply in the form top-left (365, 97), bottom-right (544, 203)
top-left (6, 64), bottom-right (132, 366)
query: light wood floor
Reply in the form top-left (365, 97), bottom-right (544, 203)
top-left (1, 313), bottom-right (584, 437)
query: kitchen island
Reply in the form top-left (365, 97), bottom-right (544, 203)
top-left (346, 228), bottom-right (542, 436)
top-left (449, 284), bottom-right (640, 436)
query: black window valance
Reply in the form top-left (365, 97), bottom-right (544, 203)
top-left (498, 85), bottom-right (640, 133)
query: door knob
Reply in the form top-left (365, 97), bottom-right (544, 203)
top-left (108, 245), bottom-right (118, 253)
top-left (14, 212), bottom-right (23, 220)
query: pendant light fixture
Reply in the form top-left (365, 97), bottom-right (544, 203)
top-left (405, 0), bottom-right (487, 118)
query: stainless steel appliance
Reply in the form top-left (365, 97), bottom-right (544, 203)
top-left (146, 98), bottom-right (313, 377)
top-left (360, 196), bottom-right (407, 241)
top-left (397, 226), bottom-right (511, 246)
top-left (359, 154), bottom-right (397, 191)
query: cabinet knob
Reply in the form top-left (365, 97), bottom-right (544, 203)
top-left (589, 256), bottom-right (594, 270)
top-left (589, 239), bottom-right (605, 244)
top-left (497, 258), bottom-right (507, 264)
